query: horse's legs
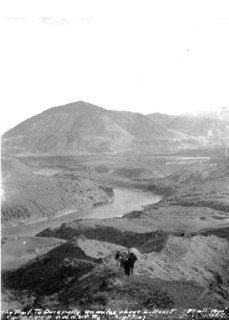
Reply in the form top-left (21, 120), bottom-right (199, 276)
top-left (127, 266), bottom-right (131, 276)
top-left (124, 262), bottom-right (130, 276)
top-left (124, 266), bottom-right (129, 276)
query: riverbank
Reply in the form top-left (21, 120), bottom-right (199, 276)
top-left (1, 188), bottom-right (161, 238)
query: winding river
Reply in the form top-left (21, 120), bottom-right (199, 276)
top-left (2, 188), bottom-right (162, 238)
top-left (88, 188), bottom-right (161, 219)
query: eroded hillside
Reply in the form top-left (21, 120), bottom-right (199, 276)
top-left (154, 162), bottom-right (229, 213)
top-left (1, 155), bottom-right (113, 226)
top-left (147, 108), bottom-right (229, 147)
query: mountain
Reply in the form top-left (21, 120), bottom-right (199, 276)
top-left (3, 101), bottom-right (229, 155)
top-left (146, 113), bottom-right (177, 127)
top-left (1, 101), bottom-right (184, 155)
top-left (147, 111), bottom-right (229, 146)
top-left (183, 106), bottom-right (229, 121)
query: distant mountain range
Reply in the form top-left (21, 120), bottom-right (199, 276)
top-left (147, 107), bottom-right (229, 147)
top-left (2, 102), bottom-right (229, 155)
top-left (182, 106), bottom-right (229, 121)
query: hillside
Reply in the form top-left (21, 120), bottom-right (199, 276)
top-left (1, 154), bottom-right (34, 179)
top-left (1, 154), bottom-right (113, 226)
top-left (2, 232), bottom-right (229, 311)
top-left (147, 110), bottom-right (229, 147)
top-left (3, 101), bottom-right (229, 155)
top-left (155, 162), bottom-right (229, 213)
top-left (2, 101), bottom-right (180, 155)
top-left (183, 106), bottom-right (229, 121)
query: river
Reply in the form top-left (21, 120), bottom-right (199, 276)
top-left (88, 188), bottom-right (161, 219)
top-left (2, 188), bottom-right (162, 238)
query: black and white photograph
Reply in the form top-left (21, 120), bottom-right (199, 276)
top-left (1, 1), bottom-right (229, 318)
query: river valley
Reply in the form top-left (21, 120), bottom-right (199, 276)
top-left (2, 188), bottom-right (161, 238)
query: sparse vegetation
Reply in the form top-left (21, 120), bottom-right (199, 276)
top-left (92, 292), bottom-right (109, 306)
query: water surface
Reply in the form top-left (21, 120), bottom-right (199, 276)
top-left (2, 188), bottom-right (161, 237)
top-left (88, 188), bottom-right (161, 219)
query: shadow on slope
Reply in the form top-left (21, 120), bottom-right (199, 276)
top-left (2, 237), bottom-right (102, 296)
top-left (37, 224), bottom-right (169, 254)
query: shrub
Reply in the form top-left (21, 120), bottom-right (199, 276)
top-left (92, 292), bottom-right (108, 306)
top-left (143, 290), bottom-right (174, 309)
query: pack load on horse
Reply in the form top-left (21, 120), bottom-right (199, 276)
top-left (119, 252), bottom-right (129, 271)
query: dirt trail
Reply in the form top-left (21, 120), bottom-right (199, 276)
top-left (74, 234), bottom-right (229, 290)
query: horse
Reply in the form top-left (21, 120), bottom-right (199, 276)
top-left (121, 252), bottom-right (137, 276)
top-left (118, 253), bottom-right (128, 271)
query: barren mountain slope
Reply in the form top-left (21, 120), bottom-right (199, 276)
top-left (147, 111), bottom-right (229, 146)
top-left (183, 106), bottom-right (229, 121)
top-left (156, 162), bottom-right (229, 212)
top-left (1, 154), bottom-right (34, 179)
top-left (2, 101), bottom-right (182, 155)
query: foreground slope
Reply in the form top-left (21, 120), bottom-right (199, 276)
top-left (2, 231), bottom-right (229, 310)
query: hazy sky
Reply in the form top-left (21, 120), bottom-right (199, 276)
top-left (1, 1), bottom-right (229, 133)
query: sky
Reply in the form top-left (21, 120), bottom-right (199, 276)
top-left (1, 0), bottom-right (229, 133)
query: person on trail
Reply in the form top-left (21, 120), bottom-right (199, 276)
top-left (115, 250), bottom-right (121, 266)
top-left (129, 252), bottom-right (137, 276)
